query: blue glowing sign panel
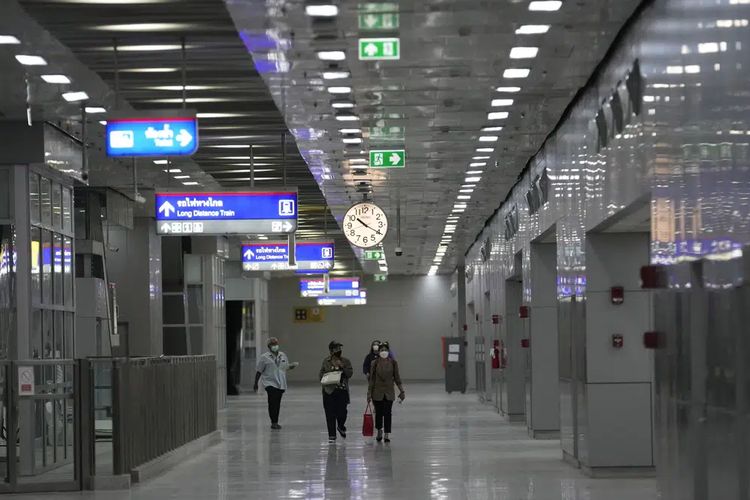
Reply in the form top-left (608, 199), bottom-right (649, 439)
top-left (317, 290), bottom-right (367, 306)
top-left (156, 191), bottom-right (297, 235)
top-left (300, 277), bottom-right (360, 298)
top-left (106, 114), bottom-right (198, 157)
top-left (241, 241), bottom-right (334, 271)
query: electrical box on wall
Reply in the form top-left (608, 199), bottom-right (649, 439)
top-left (611, 286), bottom-right (624, 305)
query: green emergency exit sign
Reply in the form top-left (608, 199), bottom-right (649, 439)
top-left (364, 250), bottom-right (384, 260)
top-left (358, 12), bottom-right (399, 30)
top-left (359, 38), bottom-right (400, 60)
top-left (369, 149), bottom-right (405, 168)
top-left (374, 274), bottom-right (388, 282)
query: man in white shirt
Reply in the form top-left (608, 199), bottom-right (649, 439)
top-left (254, 337), bottom-right (298, 429)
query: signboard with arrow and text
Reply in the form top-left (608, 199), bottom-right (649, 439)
top-left (106, 110), bottom-right (199, 157)
top-left (369, 149), bottom-right (405, 168)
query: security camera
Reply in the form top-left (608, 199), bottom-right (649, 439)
top-left (81, 171), bottom-right (89, 182)
top-left (395, 247), bottom-right (403, 257)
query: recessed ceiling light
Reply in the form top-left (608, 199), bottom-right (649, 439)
top-left (343, 137), bottom-right (362, 144)
top-left (488, 112), bottom-right (509, 120)
top-left (481, 126), bottom-right (503, 132)
top-left (479, 136), bottom-right (498, 142)
top-left (469, 162), bottom-right (486, 167)
top-left (146, 85), bottom-right (218, 91)
top-left (15, 55), bottom-right (47, 66)
top-left (491, 99), bottom-right (514, 107)
top-left (99, 120), bottom-right (107, 125)
top-left (331, 101), bottom-right (355, 109)
top-left (472, 156), bottom-right (490, 160)
top-left (174, 175), bottom-right (191, 179)
top-left (462, 184), bottom-right (476, 188)
top-left (328, 86), bottom-right (352, 94)
top-left (510, 47), bottom-right (539, 59)
top-left (317, 50), bottom-right (346, 61)
top-left (457, 195), bottom-right (471, 200)
top-left (476, 148), bottom-right (494, 153)
top-left (339, 128), bottom-right (361, 134)
top-left (467, 170), bottom-right (484, 175)
top-left (153, 159), bottom-right (169, 165)
top-left (496, 86), bottom-right (522, 93)
top-left (41, 74), bottom-right (71, 84)
top-left (335, 113), bottom-right (360, 121)
top-left (92, 23), bottom-right (193, 31)
top-left (503, 68), bottom-right (531, 79)
top-left (465, 176), bottom-right (482, 182)
top-left (0, 35), bottom-right (21, 44)
top-left (516, 24), bottom-right (550, 34)
top-left (529, 1), bottom-right (563, 11)
top-left (85, 106), bottom-right (106, 113)
top-left (120, 67), bottom-right (180, 73)
top-left (147, 97), bottom-right (235, 104)
top-left (182, 181), bottom-right (200, 186)
top-left (62, 91), bottom-right (89, 102)
top-left (305, 4), bottom-right (339, 17)
top-left (460, 189), bottom-right (474, 193)
top-left (323, 71), bottom-right (350, 80)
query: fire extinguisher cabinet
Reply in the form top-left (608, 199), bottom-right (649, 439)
top-left (444, 337), bottom-right (467, 394)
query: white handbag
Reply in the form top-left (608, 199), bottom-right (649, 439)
top-left (320, 371), bottom-right (342, 386)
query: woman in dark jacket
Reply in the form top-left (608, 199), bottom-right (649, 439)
top-left (367, 342), bottom-right (405, 443)
top-left (320, 341), bottom-right (354, 443)
top-left (362, 340), bottom-right (381, 378)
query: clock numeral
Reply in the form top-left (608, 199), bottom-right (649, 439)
top-left (363, 236), bottom-right (368, 245)
top-left (349, 230), bottom-right (355, 236)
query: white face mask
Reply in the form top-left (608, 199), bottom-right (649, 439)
top-left (270, 345), bottom-right (279, 353)
top-left (372, 345), bottom-right (380, 353)
top-left (379, 351), bottom-right (389, 359)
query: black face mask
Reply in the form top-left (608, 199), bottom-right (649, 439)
top-left (332, 349), bottom-right (342, 357)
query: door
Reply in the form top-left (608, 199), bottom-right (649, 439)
top-left (445, 337), bottom-right (466, 393)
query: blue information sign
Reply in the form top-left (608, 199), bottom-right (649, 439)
top-left (300, 277), bottom-right (360, 298)
top-left (318, 290), bottom-right (367, 306)
top-left (242, 241), bottom-right (334, 271)
top-left (156, 191), bottom-right (297, 235)
top-left (106, 115), bottom-right (199, 157)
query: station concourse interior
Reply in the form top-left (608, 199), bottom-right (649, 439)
top-left (0, 0), bottom-right (749, 498)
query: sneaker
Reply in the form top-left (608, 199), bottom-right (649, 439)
top-left (337, 426), bottom-right (347, 439)
top-left (328, 436), bottom-right (337, 443)
top-left (384, 433), bottom-right (391, 443)
top-left (376, 429), bottom-right (383, 442)
top-left (271, 423), bottom-right (282, 430)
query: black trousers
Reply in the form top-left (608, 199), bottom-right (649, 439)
top-left (265, 386), bottom-right (285, 424)
top-left (373, 399), bottom-right (394, 433)
top-left (322, 389), bottom-right (349, 437)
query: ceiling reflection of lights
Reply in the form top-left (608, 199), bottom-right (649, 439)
top-left (465, 176), bottom-right (482, 182)
top-left (481, 126), bottom-right (503, 132)
top-left (0, 35), bottom-right (21, 44)
top-left (182, 181), bottom-right (200, 186)
top-left (339, 128), bottom-right (361, 134)
top-left (503, 68), bottom-right (531, 78)
top-left (343, 138), bottom-right (362, 144)
top-left (529, 1), bottom-right (562, 11)
top-left (460, 189), bottom-right (474, 193)
top-left (331, 101), bottom-right (355, 108)
top-left (85, 107), bottom-right (106, 113)
top-left (41, 74), bottom-right (71, 84)
top-left (15, 55), bottom-right (47, 66)
top-left (466, 170), bottom-right (484, 175)
top-left (496, 86), bottom-right (522, 92)
top-left (491, 99), bottom-right (514, 107)
top-left (62, 91), bottom-right (89, 102)
top-left (516, 25), bottom-right (550, 34)
top-left (472, 156), bottom-right (490, 160)
top-left (469, 162), bottom-right (486, 167)
top-left (328, 86), bottom-right (352, 94)
top-left (323, 71), bottom-right (350, 80)
top-left (92, 23), bottom-right (193, 31)
top-left (335, 113), bottom-right (360, 121)
top-left (317, 50), bottom-right (346, 61)
top-left (476, 148), bottom-right (494, 152)
top-left (306, 4), bottom-right (339, 16)
top-left (488, 112), bottom-right (509, 120)
top-left (510, 47), bottom-right (539, 59)
top-left (479, 136), bottom-right (498, 142)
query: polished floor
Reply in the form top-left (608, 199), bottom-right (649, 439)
top-left (10, 383), bottom-right (658, 499)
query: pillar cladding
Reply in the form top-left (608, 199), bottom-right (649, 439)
top-left (583, 232), bottom-right (654, 472)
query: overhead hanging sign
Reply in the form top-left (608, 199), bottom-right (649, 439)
top-left (106, 110), bottom-right (198, 157)
top-left (363, 249), bottom-right (384, 261)
top-left (318, 290), bottom-right (368, 306)
top-left (359, 12), bottom-right (399, 30)
top-left (242, 241), bottom-right (334, 271)
top-left (300, 277), bottom-right (361, 298)
top-left (156, 190), bottom-right (297, 236)
top-left (359, 38), bottom-right (400, 60)
top-left (369, 149), bottom-right (405, 168)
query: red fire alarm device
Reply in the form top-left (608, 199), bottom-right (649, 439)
top-left (643, 331), bottom-right (661, 349)
top-left (492, 314), bottom-right (500, 324)
top-left (519, 305), bottom-right (529, 319)
top-left (611, 286), bottom-right (624, 305)
top-left (521, 338), bottom-right (530, 348)
top-left (612, 334), bottom-right (624, 348)
top-left (640, 265), bottom-right (667, 289)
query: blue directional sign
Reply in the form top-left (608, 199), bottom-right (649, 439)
top-left (106, 114), bottom-right (198, 157)
top-left (241, 241), bottom-right (334, 271)
top-left (300, 277), bottom-right (360, 298)
top-left (317, 289), bottom-right (367, 306)
top-left (156, 191), bottom-right (297, 235)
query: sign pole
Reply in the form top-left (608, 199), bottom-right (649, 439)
top-left (282, 132), bottom-right (287, 187)
top-left (250, 144), bottom-right (255, 188)
top-left (288, 232), bottom-right (296, 267)
top-left (81, 103), bottom-right (88, 180)
top-left (181, 37), bottom-right (187, 109)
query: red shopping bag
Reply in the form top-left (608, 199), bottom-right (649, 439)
top-left (362, 403), bottom-right (374, 437)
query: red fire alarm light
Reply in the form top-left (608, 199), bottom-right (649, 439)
top-left (519, 305), bottom-right (529, 319)
top-left (611, 286), bottom-right (624, 305)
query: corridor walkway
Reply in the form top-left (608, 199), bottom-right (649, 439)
top-left (13, 383), bottom-right (658, 499)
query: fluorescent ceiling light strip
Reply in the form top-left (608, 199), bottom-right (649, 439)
top-left (476, 148), bottom-right (494, 152)
top-left (92, 23), bottom-right (193, 31)
top-left (529, 0), bottom-right (563, 11)
top-left (41, 74), bottom-right (71, 84)
top-left (62, 91), bottom-right (89, 102)
top-left (0, 35), bottom-right (21, 44)
top-left (516, 24), bottom-right (550, 34)
top-left (510, 47), bottom-right (539, 59)
top-left (479, 136), bottom-right (498, 142)
top-left (306, 5), bottom-right (339, 16)
top-left (488, 112), bottom-right (509, 120)
top-left (15, 55), bottom-right (47, 66)
top-left (328, 86), bottom-right (352, 94)
top-left (503, 68), bottom-right (531, 78)
top-left (496, 86), bottom-right (522, 93)
top-left (317, 50), bottom-right (346, 61)
top-left (323, 71), bottom-right (350, 80)
top-left (85, 107), bottom-right (106, 113)
top-left (491, 99), bottom-right (514, 106)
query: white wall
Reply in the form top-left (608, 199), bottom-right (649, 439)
top-left (269, 275), bottom-right (452, 382)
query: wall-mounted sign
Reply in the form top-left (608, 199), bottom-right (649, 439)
top-left (317, 290), bottom-right (367, 306)
top-left (294, 307), bottom-right (325, 323)
top-left (242, 241), bottom-right (334, 271)
top-left (156, 190), bottom-right (297, 235)
top-left (300, 277), bottom-right (361, 298)
top-left (359, 38), bottom-right (400, 60)
top-left (18, 366), bottom-right (34, 396)
top-left (106, 111), bottom-right (198, 157)
top-left (369, 149), bottom-right (405, 168)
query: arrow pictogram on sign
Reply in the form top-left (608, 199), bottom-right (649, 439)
top-left (176, 129), bottom-right (193, 147)
top-left (158, 201), bottom-right (176, 217)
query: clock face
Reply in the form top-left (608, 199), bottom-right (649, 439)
top-left (343, 202), bottom-right (388, 248)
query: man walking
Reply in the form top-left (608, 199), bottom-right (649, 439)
top-left (254, 337), bottom-right (298, 429)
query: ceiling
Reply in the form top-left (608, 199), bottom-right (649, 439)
top-left (224, 0), bottom-right (643, 275)
top-left (10, 0), bottom-right (360, 272)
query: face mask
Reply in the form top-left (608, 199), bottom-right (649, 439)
top-left (333, 349), bottom-right (342, 357)
top-left (379, 351), bottom-right (389, 359)
top-left (372, 345), bottom-right (380, 353)
top-left (270, 345), bottom-right (279, 353)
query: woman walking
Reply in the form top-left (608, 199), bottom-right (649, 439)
top-left (320, 341), bottom-right (354, 443)
top-left (362, 340), bottom-right (381, 378)
top-left (367, 342), bottom-right (405, 443)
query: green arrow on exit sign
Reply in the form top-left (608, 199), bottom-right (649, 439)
top-left (369, 149), bottom-right (405, 168)
top-left (358, 12), bottom-right (399, 30)
top-left (364, 250), bottom-right (383, 260)
top-left (359, 38), bottom-right (400, 60)
top-left (374, 274), bottom-right (388, 282)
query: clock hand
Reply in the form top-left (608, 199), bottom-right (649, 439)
top-left (356, 217), bottom-right (373, 230)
